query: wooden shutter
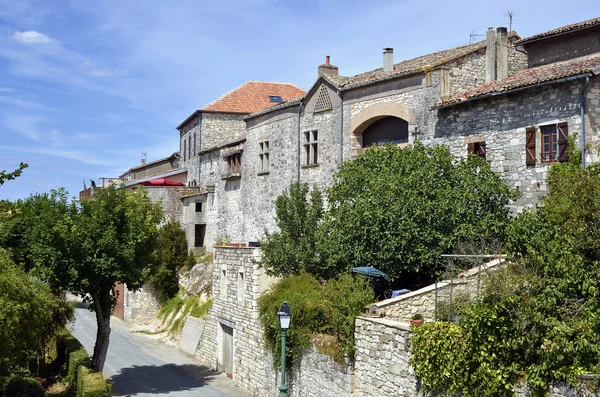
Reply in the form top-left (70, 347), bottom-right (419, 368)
top-left (467, 142), bottom-right (475, 155)
top-left (557, 122), bottom-right (569, 162)
top-left (526, 126), bottom-right (536, 165)
top-left (478, 142), bottom-right (486, 159)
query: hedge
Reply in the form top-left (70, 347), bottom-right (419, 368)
top-left (55, 330), bottom-right (110, 397)
top-left (76, 366), bottom-right (110, 397)
top-left (3, 377), bottom-right (44, 397)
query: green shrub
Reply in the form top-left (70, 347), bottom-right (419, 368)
top-left (436, 292), bottom-right (471, 322)
top-left (189, 298), bottom-right (212, 319)
top-left (258, 271), bottom-right (374, 368)
top-left (76, 366), bottom-right (110, 397)
top-left (3, 377), bottom-right (44, 397)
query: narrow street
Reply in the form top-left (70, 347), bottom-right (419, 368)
top-left (71, 304), bottom-right (248, 397)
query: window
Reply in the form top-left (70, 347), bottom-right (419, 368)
top-left (220, 269), bottom-right (227, 298)
top-left (237, 271), bottom-right (245, 304)
top-left (188, 136), bottom-right (192, 160)
top-left (259, 141), bottom-right (269, 174)
top-left (195, 202), bottom-right (203, 213)
top-left (269, 95), bottom-right (283, 103)
top-left (541, 125), bottom-right (558, 162)
top-left (194, 224), bottom-right (206, 247)
top-left (467, 141), bottom-right (486, 159)
top-left (525, 122), bottom-right (568, 165)
top-left (223, 153), bottom-right (242, 179)
top-left (183, 139), bottom-right (187, 161)
top-left (303, 130), bottom-right (319, 166)
top-left (193, 132), bottom-right (196, 155)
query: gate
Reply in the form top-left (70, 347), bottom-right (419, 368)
top-left (113, 282), bottom-right (125, 320)
top-left (220, 324), bottom-right (234, 376)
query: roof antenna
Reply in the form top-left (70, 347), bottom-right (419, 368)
top-left (507, 11), bottom-right (514, 45)
top-left (469, 29), bottom-right (485, 44)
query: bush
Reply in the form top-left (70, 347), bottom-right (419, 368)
top-left (258, 272), bottom-right (374, 368)
top-left (3, 377), bottom-right (44, 397)
top-left (76, 366), bottom-right (110, 397)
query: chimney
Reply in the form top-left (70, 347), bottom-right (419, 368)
top-left (496, 27), bottom-right (508, 80)
top-left (383, 48), bottom-right (394, 72)
top-left (485, 27), bottom-right (497, 83)
top-left (141, 158), bottom-right (145, 165)
top-left (318, 55), bottom-right (339, 78)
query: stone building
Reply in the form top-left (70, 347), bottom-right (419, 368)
top-left (174, 16), bottom-right (600, 249)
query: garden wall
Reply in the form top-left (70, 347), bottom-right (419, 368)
top-left (123, 283), bottom-right (160, 325)
top-left (371, 258), bottom-right (504, 322)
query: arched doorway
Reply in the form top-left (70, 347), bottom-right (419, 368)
top-left (361, 116), bottom-right (409, 147)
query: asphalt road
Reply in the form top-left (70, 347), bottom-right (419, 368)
top-left (71, 304), bottom-right (248, 397)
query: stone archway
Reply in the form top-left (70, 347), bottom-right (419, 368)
top-left (350, 102), bottom-right (416, 152)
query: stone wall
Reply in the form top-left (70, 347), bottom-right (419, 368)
top-left (515, 376), bottom-right (600, 397)
top-left (123, 284), bottom-right (161, 325)
top-left (195, 247), bottom-right (354, 397)
top-left (201, 112), bottom-right (246, 151)
top-left (354, 316), bottom-right (418, 397)
top-left (141, 186), bottom-right (190, 223)
top-left (371, 258), bottom-right (504, 323)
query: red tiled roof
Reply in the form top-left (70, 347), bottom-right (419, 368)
top-left (438, 53), bottom-right (600, 108)
top-left (516, 16), bottom-right (600, 45)
top-left (201, 81), bottom-right (306, 113)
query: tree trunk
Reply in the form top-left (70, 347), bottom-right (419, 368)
top-left (91, 291), bottom-right (112, 372)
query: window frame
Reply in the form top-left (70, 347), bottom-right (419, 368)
top-left (258, 141), bottom-right (269, 174)
top-left (303, 130), bottom-right (319, 167)
top-left (540, 124), bottom-right (559, 163)
top-left (195, 202), bottom-right (203, 213)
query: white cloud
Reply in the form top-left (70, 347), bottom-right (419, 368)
top-left (0, 96), bottom-right (55, 111)
top-left (0, 87), bottom-right (14, 92)
top-left (11, 30), bottom-right (54, 44)
top-left (80, 60), bottom-right (127, 78)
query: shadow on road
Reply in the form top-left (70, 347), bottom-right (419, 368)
top-left (110, 364), bottom-right (218, 396)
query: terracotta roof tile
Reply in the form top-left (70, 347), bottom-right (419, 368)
top-left (201, 81), bottom-right (306, 113)
top-left (244, 95), bottom-right (304, 119)
top-left (516, 16), bottom-right (600, 45)
top-left (438, 53), bottom-right (600, 107)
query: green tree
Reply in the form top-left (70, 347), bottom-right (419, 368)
top-left (0, 248), bottom-right (73, 384)
top-left (260, 183), bottom-right (325, 277)
top-left (25, 186), bottom-right (163, 372)
top-left (148, 219), bottom-right (188, 302)
top-left (321, 143), bottom-right (518, 280)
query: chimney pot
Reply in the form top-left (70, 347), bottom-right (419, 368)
top-left (318, 56), bottom-right (339, 78)
top-left (383, 48), bottom-right (394, 73)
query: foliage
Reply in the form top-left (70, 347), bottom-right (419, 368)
top-left (258, 271), bottom-right (374, 368)
top-left (411, 153), bottom-right (600, 396)
top-left (3, 377), bottom-right (44, 397)
top-left (0, 249), bottom-right (74, 383)
top-left (22, 186), bottom-right (163, 372)
top-left (411, 322), bottom-right (472, 395)
top-left (157, 291), bottom-right (212, 335)
top-left (0, 162), bottom-right (28, 187)
top-left (147, 219), bottom-right (188, 302)
top-left (320, 143), bottom-right (519, 280)
top-left (436, 292), bottom-right (471, 322)
top-left (259, 183), bottom-right (325, 278)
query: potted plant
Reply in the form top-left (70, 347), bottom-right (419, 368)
top-left (410, 313), bottom-right (424, 327)
top-left (216, 234), bottom-right (231, 247)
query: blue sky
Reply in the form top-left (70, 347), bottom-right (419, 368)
top-left (0, 0), bottom-right (596, 201)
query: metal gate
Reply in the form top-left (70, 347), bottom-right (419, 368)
top-left (220, 324), bottom-right (234, 376)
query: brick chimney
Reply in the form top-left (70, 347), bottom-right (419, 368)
top-left (485, 27), bottom-right (496, 83)
top-left (383, 48), bottom-right (394, 72)
top-left (496, 27), bottom-right (509, 80)
top-left (318, 56), bottom-right (339, 78)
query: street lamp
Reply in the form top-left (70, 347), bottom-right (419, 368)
top-left (277, 301), bottom-right (292, 397)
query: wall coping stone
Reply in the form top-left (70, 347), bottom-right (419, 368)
top-left (356, 316), bottom-right (413, 332)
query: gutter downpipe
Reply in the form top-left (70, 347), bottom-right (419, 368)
top-left (580, 76), bottom-right (590, 168)
top-left (297, 101), bottom-right (303, 182)
top-left (339, 90), bottom-right (344, 166)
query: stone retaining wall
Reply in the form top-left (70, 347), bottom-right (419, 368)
top-left (123, 284), bottom-right (160, 325)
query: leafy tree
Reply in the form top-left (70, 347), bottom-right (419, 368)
top-left (321, 143), bottom-right (519, 280)
top-left (148, 219), bottom-right (188, 302)
top-left (25, 186), bottom-right (163, 372)
top-left (260, 183), bottom-right (325, 277)
top-left (412, 150), bottom-right (600, 396)
top-left (0, 248), bottom-right (73, 384)
top-left (0, 162), bottom-right (28, 186)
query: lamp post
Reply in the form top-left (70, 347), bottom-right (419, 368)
top-left (277, 301), bottom-right (292, 397)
